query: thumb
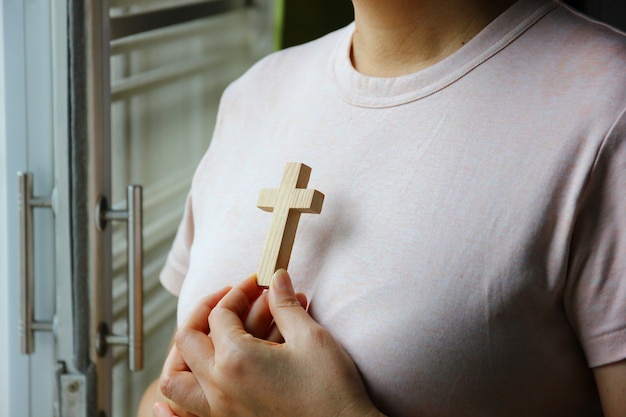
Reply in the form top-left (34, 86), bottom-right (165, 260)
top-left (269, 269), bottom-right (314, 343)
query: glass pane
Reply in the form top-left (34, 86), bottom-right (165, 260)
top-left (110, 0), bottom-right (212, 15)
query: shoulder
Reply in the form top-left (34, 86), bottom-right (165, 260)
top-left (517, 3), bottom-right (626, 127)
top-left (251, 24), bottom-right (351, 73)
top-left (220, 24), bottom-right (352, 104)
top-left (541, 3), bottom-right (626, 75)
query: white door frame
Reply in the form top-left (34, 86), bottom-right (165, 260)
top-left (0, 2), bottom-right (28, 413)
top-left (0, 1), bottom-right (77, 415)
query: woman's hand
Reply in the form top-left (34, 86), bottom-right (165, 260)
top-left (168, 269), bottom-right (384, 417)
top-left (155, 285), bottom-right (234, 417)
top-left (156, 274), bottom-right (307, 416)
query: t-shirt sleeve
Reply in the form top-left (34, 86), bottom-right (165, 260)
top-left (565, 107), bottom-right (626, 368)
top-left (160, 193), bottom-right (194, 296)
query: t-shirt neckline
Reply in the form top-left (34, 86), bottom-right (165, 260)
top-left (329, 0), bottom-right (558, 108)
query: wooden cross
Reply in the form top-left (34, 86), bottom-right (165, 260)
top-left (256, 163), bottom-right (324, 287)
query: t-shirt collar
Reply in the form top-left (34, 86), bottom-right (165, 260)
top-left (329, 0), bottom-right (558, 108)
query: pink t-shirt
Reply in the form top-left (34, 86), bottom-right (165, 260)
top-left (161, 1), bottom-right (626, 415)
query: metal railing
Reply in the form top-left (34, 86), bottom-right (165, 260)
top-left (110, 0), bottom-right (247, 40)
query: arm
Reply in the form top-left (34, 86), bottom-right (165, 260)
top-left (594, 359), bottom-right (626, 417)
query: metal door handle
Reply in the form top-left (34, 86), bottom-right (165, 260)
top-left (17, 172), bottom-right (54, 354)
top-left (95, 185), bottom-right (144, 371)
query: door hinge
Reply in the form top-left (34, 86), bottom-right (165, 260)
top-left (56, 361), bottom-right (99, 417)
top-left (60, 373), bottom-right (87, 417)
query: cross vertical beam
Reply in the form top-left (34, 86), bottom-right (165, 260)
top-left (256, 163), bottom-right (324, 287)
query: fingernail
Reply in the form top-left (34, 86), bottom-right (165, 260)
top-left (272, 269), bottom-right (292, 292)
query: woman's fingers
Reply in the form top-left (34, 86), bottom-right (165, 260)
top-left (244, 291), bottom-right (273, 338)
top-left (268, 270), bottom-right (316, 346)
top-left (265, 291), bottom-right (308, 343)
top-left (179, 286), bottom-right (232, 335)
top-left (160, 344), bottom-right (212, 416)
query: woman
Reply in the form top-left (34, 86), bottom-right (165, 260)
top-left (140, 0), bottom-right (626, 415)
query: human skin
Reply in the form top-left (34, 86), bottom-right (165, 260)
top-left (137, 275), bottom-right (307, 417)
top-left (138, 275), bottom-right (307, 417)
top-left (349, 0), bottom-right (518, 77)
top-left (156, 269), bottom-right (384, 417)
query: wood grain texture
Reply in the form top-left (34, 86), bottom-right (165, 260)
top-left (256, 163), bottom-right (324, 287)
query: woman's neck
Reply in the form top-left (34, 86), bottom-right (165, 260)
top-left (350, 0), bottom-right (517, 77)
